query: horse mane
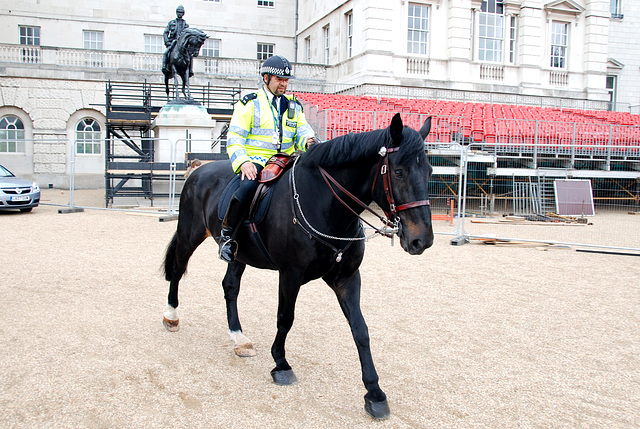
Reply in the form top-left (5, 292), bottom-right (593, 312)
top-left (177, 28), bottom-right (207, 47)
top-left (301, 126), bottom-right (425, 169)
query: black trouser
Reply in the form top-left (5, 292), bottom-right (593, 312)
top-left (219, 163), bottom-right (263, 262)
top-left (232, 163), bottom-right (263, 204)
top-left (222, 163), bottom-right (263, 233)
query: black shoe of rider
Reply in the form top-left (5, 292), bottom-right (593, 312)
top-left (219, 237), bottom-right (238, 263)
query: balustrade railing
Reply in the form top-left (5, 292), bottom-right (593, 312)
top-left (407, 58), bottom-right (430, 75)
top-left (549, 71), bottom-right (569, 86)
top-left (480, 64), bottom-right (504, 81)
top-left (0, 43), bottom-right (628, 112)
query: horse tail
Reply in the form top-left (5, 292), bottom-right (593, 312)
top-left (163, 232), bottom-right (179, 281)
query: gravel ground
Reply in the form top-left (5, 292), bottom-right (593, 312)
top-left (1, 189), bottom-right (639, 428)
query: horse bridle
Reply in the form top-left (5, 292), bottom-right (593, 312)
top-left (293, 144), bottom-right (430, 241)
top-left (370, 145), bottom-right (431, 221)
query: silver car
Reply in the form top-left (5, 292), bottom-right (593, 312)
top-left (0, 164), bottom-right (40, 212)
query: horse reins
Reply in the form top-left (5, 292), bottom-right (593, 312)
top-left (317, 167), bottom-right (395, 237)
top-left (291, 144), bottom-right (431, 248)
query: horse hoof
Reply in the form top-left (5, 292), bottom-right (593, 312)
top-left (163, 317), bottom-right (180, 332)
top-left (364, 398), bottom-right (390, 420)
top-left (234, 342), bottom-right (256, 357)
top-left (271, 369), bottom-right (297, 385)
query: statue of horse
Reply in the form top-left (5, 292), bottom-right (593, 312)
top-left (163, 114), bottom-right (434, 419)
top-left (163, 27), bottom-right (208, 102)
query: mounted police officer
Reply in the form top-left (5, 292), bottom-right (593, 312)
top-left (162, 5), bottom-right (190, 76)
top-left (218, 55), bottom-right (317, 262)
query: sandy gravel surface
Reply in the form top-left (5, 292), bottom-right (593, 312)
top-left (1, 189), bottom-right (639, 428)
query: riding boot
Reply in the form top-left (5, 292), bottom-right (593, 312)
top-left (219, 196), bottom-right (246, 263)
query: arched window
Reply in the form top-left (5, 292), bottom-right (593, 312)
top-left (0, 116), bottom-right (25, 153)
top-left (76, 118), bottom-right (101, 154)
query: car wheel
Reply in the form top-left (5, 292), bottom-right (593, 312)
top-left (20, 208), bottom-right (33, 213)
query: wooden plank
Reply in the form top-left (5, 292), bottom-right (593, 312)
top-left (470, 218), bottom-right (586, 226)
top-left (107, 170), bottom-right (186, 175)
top-left (470, 237), bottom-right (571, 249)
top-left (576, 249), bottom-right (640, 257)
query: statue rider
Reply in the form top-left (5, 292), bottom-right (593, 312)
top-left (162, 5), bottom-right (192, 76)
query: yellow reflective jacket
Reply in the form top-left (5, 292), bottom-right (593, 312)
top-left (227, 88), bottom-right (315, 173)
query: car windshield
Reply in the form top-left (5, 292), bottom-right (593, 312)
top-left (0, 165), bottom-right (15, 178)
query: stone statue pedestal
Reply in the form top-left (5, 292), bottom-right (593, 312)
top-left (151, 102), bottom-right (216, 162)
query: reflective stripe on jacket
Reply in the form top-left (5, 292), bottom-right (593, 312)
top-left (227, 89), bottom-right (315, 173)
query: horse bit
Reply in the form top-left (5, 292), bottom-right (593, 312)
top-left (290, 144), bottom-right (431, 261)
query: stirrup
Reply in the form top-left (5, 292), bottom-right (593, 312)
top-left (219, 236), bottom-right (238, 263)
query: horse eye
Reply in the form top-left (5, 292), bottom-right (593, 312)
top-left (394, 169), bottom-right (404, 178)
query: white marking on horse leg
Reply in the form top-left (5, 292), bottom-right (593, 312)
top-left (163, 305), bottom-right (180, 332)
top-left (164, 305), bottom-right (179, 321)
top-left (229, 330), bottom-right (256, 357)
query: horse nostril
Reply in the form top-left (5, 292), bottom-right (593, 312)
top-left (411, 239), bottom-right (423, 251)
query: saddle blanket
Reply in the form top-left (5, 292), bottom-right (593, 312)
top-left (217, 175), bottom-right (275, 224)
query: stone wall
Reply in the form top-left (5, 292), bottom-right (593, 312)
top-left (0, 76), bottom-right (106, 186)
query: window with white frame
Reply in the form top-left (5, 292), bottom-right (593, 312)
top-left (610, 0), bottom-right (622, 18)
top-left (142, 35), bottom-right (163, 70)
top-left (478, 0), bottom-right (504, 62)
top-left (550, 21), bottom-right (568, 68)
top-left (0, 116), bottom-right (25, 153)
top-left (346, 11), bottom-right (353, 58)
top-left (508, 16), bottom-right (517, 63)
top-left (83, 30), bottom-right (104, 67)
top-left (407, 3), bottom-right (429, 55)
top-left (606, 75), bottom-right (617, 110)
top-left (19, 26), bottom-right (40, 46)
top-left (305, 36), bottom-right (311, 62)
top-left (258, 0), bottom-right (274, 7)
top-left (76, 118), bottom-right (101, 154)
top-left (83, 30), bottom-right (103, 50)
top-left (257, 43), bottom-right (274, 61)
top-left (203, 38), bottom-right (221, 74)
top-left (19, 26), bottom-right (40, 64)
top-left (202, 38), bottom-right (221, 57)
top-left (144, 35), bottom-right (163, 53)
top-left (324, 25), bottom-right (330, 65)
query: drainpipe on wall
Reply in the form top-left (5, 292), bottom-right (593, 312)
top-left (294, 0), bottom-right (299, 63)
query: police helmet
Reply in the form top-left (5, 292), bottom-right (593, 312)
top-left (176, 5), bottom-right (185, 13)
top-left (260, 55), bottom-right (294, 79)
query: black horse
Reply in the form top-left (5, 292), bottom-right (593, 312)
top-left (163, 114), bottom-right (434, 419)
top-left (163, 27), bottom-right (208, 101)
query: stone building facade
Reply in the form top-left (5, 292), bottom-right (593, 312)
top-left (0, 0), bottom-right (635, 187)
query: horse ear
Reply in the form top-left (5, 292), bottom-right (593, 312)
top-left (390, 113), bottom-right (403, 146)
top-left (419, 116), bottom-right (432, 140)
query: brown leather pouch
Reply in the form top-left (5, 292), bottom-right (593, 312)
top-left (259, 153), bottom-right (292, 183)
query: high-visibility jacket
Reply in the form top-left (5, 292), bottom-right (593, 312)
top-left (227, 88), bottom-right (315, 173)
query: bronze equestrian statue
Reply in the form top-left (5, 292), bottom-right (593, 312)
top-left (162, 6), bottom-right (208, 102)
top-left (162, 5), bottom-right (190, 77)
